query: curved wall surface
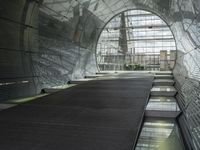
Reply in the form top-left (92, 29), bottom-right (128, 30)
top-left (0, 0), bottom-right (104, 100)
top-left (0, 0), bottom-right (200, 149)
top-left (169, 1), bottom-right (200, 149)
top-left (0, 0), bottom-right (175, 99)
top-left (0, 1), bottom-right (38, 100)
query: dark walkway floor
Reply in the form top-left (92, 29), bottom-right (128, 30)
top-left (0, 73), bottom-right (153, 150)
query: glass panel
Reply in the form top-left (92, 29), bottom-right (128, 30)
top-left (135, 118), bottom-right (185, 150)
top-left (146, 97), bottom-right (180, 111)
top-left (151, 86), bottom-right (176, 92)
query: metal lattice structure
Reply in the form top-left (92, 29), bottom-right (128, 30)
top-left (96, 10), bottom-right (176, 71)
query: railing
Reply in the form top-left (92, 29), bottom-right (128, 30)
top-left (97, 54), bottom-right (172, 71)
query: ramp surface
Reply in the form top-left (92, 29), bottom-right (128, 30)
top-left (0, 73), bottom-right (153, 150)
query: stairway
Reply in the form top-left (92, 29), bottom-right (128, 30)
top-left (135, 71), bottom-right (185, 150)
top-left (145, 71), bottom-right (181, 118)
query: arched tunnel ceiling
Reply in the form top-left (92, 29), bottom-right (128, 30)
top-left (0, 1), bottom-right (199, 98)
top-left (40, 0), bottom-right (200, 54)
top-left (0, 0), bottom-right (199, 99)
top-left (0, 0), bottom-right (200, 149)
top-left (35, 1), bottom-right (200, 149)
top-left (41, 0), bottom-right (173, 23)
top-left (40, 0), bottom-right (200, 77)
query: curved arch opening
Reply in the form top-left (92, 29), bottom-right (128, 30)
top-left (96, 10), bottom-right (176, 71)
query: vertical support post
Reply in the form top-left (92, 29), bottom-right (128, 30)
top-left (160, 50), bottom-right (168, 71)
top-left (119, 12), bottom-right (128, 69)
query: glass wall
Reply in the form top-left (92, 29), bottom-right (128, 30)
top-left (97, 10), bottom-right (176, 71)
